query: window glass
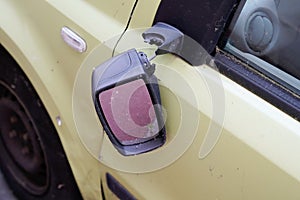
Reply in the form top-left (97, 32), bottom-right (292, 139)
top-left (225, 0), bottom-right (300, 92)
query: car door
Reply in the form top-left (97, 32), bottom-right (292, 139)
top-left (88, 0), bottom-right (300, 199)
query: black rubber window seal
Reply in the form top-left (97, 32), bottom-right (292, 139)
top-left (214, 50), bottom-right (300, 121)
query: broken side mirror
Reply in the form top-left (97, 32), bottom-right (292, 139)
top-left (92, 49), bottom-right (166, 156)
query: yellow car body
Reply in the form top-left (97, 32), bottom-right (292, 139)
top-left (1, 0), bottom-right (300, 199)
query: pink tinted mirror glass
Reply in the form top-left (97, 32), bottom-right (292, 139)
top-left (98, 79), bottom-right (159, 145)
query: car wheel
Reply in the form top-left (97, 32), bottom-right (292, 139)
top-left (0, 46), bottom-right (82, 200)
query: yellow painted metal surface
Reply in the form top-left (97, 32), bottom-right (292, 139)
top-left (0, 0), bottom-right (137, 199)
top-left (1, 0), bottom-right (300, 199)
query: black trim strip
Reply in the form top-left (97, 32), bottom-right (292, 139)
top-left (215, 51), bottom-right (300, 121)
top-left (106, 173), bottom-right (137, 200)
top-left (154, 0), bottom-right (240, 54)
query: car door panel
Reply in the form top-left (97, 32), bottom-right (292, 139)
top-left (99, 0), bottom-right (300, 199)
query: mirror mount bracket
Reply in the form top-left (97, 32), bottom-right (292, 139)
top-left (143, 22), bottom-right (211, 66)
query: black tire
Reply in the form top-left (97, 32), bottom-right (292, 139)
top-left (0, 45), bottom-right (83, 200)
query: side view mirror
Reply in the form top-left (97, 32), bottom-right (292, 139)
top-left (92, 49), bottom-right (166, 156)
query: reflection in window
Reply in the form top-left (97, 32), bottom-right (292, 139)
top-left (226, 0), bottom-right (300, 91)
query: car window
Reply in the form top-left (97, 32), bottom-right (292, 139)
top-left (225, 0), bottom-right (300, 94)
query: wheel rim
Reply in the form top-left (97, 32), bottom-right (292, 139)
top-left (0, 83), bottom-right (49, 195)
